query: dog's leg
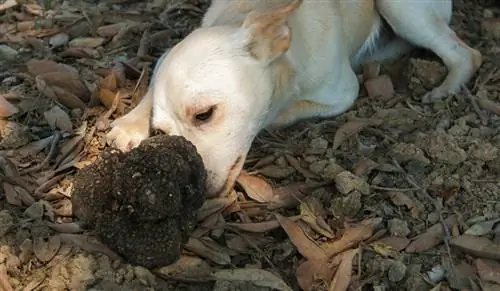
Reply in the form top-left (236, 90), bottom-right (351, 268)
top-left (106, 89), bottom-right (153, 151)
top-left (376, 0), bottom-right (482, 103)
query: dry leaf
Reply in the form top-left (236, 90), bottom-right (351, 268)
top-left (155, 255), bottom-right (212, 280)
top-left (227, 215), bottom-right (300, 233)
top-left (46, 222), bottom-right (83, 234)
top-left (97, 22), bottom-right (129, 37)
top-left (2, 183), bottom-right (22, 206)
top-left (375, 236), bottom-right (410, 251)
top-left (328, 248), bottom-right (359, 291)
top-left (296, 257), bottom-right (340, 291)
top-left (275, 213), bottom-right (326, 261)
top-left (300, 198), bottom-right (335, 239)
top-left (388, 191), bottom-right (422, 218)
top-left (69, 37), bottom-right (106, 48)
top-left (370, 242), bottom-right (401, 259)
top-left (450, 235), bottom-right (500, 260)
top-left (44, 106), bottom-right (72, 132)
top-left (332, 119), bottom-right (382, 150)
top-left (212, 268), bottom-right (293, 291)
top-left (33, 234), bottom-right (61, 263)
top-left (405, 215), bottom-right (458, 253)
top-left (268, 181), bottom-right (328, 210)
top-left (322, 224), bottom-right (373, 257)
top-left (476, 259), bottom-right (500, 284)
top-left (465, 218), bottom-right (500, 236)
top-left (0, 263), bottom-right (13, 291)
top-left (0, 94), bottom-right (19, 118)
top-left (0, 0), bottom-right (18, 12)
top-left (100, 71), bottom-right (118, 91)
top-left (184, 237), bottom-right (232, 265)
top-left (236, 171), bottom-right (274, 203)
top-left (256, 164), bottom-right (295, 179)
top-left (26, 59), bottom-right (78, 77)
top-left (197, 197), bottom-right (235, 221)
top-left (60, 47), bottom-right (100, 59)
top-left (59, 234), bottom-right (121, 260)
top-left (364, 74), bottom-right (395, 100)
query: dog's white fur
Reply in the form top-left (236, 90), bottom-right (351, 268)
top-left (107, 0), bottom-right (482, 197)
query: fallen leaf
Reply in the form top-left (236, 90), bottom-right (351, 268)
top-left (322, 224), bottom-right (373, 257)
top-left (212, 268), bottom-right (293, 291)
top-left (97, 22), bottom-right (130, 37)
top-left (405, 215), bottom-right (458, 253)
top-left (185, 237), bottom-right (232, 265)
top-left (275, 213), bottom-right (326, 261)
top-left (197, 197), bottom-right (235, 221)
top-left (60, 47), bottom-right (100, 59)
top-left (23, 3), bottom-right (43, 15)
top-left (26, 59), bottom-right (78, 77)
top-left (2, 183), bottom-right (22, 206)
top-left (370, 242), bottom-right (401, 259)
top-left (376, 236), bottom-right (410, 251)
top-left (442, 256), bottom-right (476, 290)
top-left (300, 198), bottom-right (335, 239)
top-left (0, 0), bottom-right (17, 12)
top-left (227, 217), bottom-right (300, 233)
top-left (328, 248), bottom-right (359, 291)
top-left (476, 259), bottom-right (500, 284)
top-left (69, 37), bottom-right (106, 48)
top-left (364, 74), bottom-right (394, 100)
top-left (0, 263), bottom-right (13, 291)
top-left (100, 71), bottom-right (118, 91)
top-left (332, 119), bottom-right (382, 150)
top-left (450, 235), bottom-right (500, 260)
top-left (155, 255), bottom-right (212, 281)
top-left (465, 219), bottom-right (500, 236)
top-left (256, 164), bottom-right (295, 179)
top-left (268, 181), bottom-right (329, 210)
top-left (44, 106), bottom-right (72, 132)
top-left (388, 191), bottom-right (422, 218)
top-left (296, 257), bottom-right (340, 291)
top-left (33, 234), bottom-right (61, 263)
top-left (59, 234), bottom-right (121, 260)
top-left (236, 172), bottom-right (274, 203)
top-left (0, 94), bottom-right (19, 118)
top-left (46, 222), bottom-right (83, 234)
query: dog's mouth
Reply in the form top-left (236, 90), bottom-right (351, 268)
top-left (210, 155), bottom-right (244, 197)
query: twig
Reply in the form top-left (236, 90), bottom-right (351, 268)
top-left (390, 157), bottom-right (456, 271)
top-left (21, 131), bottom-right (62, 174)
top-left (462, 86), bottom-right (489, 125)
top-left (370, 185), bottom-right (419, 192)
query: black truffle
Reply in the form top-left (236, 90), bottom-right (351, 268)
top-left (71, 135), bottom-right (207, 268)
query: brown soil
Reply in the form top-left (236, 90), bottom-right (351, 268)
top-left (0, 0), bottom-right (498, 290)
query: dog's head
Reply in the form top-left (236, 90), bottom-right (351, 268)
top-left (150, 0), bottom-right (302, 197)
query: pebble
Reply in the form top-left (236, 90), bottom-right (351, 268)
top-left (334, 171), bottom-right (370, 195)
top-left (388, 260), bottom-right (407, 282)
top-left (0, 211), bottom-right (14, 238)
top-left (133, 266), bottom-right (155, 286)
top-left (388, 218), bottom-right (411, 237)
top-left (306, 137), bottom-right (329, 155)
top-left (0, 45), bottom-right (19, 61)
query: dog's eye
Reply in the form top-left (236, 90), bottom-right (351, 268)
top-left (195, 106), bottom-right (215, 122)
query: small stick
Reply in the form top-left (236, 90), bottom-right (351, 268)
top-left (21, 131), bottom-right (61, 174)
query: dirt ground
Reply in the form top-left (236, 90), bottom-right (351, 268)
top-left (0, 0), bottom-right (499, 290)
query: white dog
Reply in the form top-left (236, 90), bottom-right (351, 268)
top-left (107, 0), bottom-right (482, 197)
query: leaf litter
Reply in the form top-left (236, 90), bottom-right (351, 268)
top-left (0, 0), bottom-right (499, 290)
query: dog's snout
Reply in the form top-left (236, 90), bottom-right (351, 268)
top-left (151, 128), bottom-right (168, 136)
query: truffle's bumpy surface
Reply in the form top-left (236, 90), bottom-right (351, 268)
top-left (71, 135), bottom-right (207, 268)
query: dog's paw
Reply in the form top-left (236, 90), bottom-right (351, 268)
top-left (107, 116), bottom-right (150, 152)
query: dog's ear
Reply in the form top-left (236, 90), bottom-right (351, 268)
top-left (242, 0), bottom-right (302, 62)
